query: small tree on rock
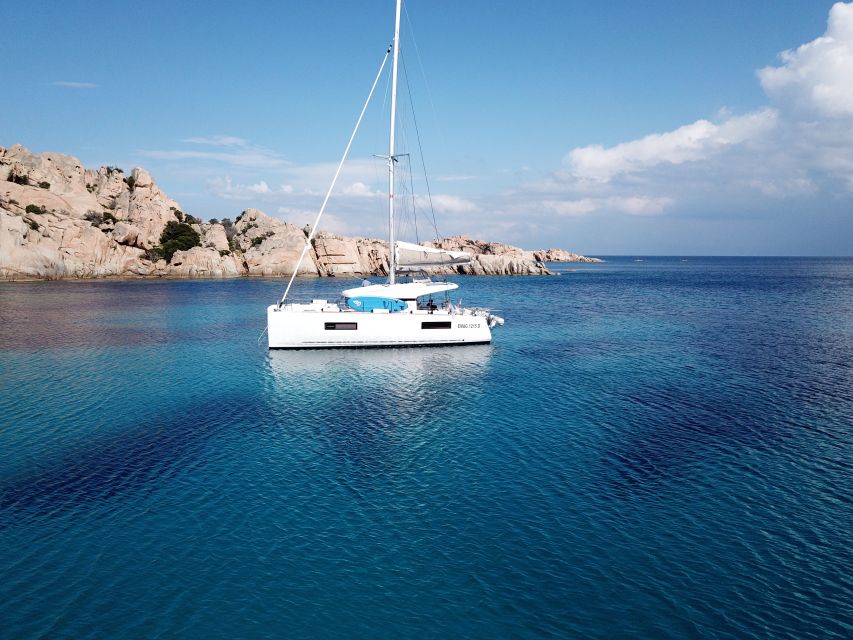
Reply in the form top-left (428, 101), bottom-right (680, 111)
top-left (159, 221), bottom-right (201, 262)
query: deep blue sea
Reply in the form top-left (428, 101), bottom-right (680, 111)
top-left (1, 257), bottom-right (851, 639)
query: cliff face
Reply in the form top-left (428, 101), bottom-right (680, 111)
top-left (0, 145), bottom-right (598, 281)
top-left (427, 236), bottom-right (602, 273)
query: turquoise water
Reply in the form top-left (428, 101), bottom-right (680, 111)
top-left (1, 257), bottom-right (851, 639)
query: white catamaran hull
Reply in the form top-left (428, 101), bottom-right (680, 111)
top-left (268, 303), bottom-right (492, 349)
top-left (265, 0), bottom-right (504, 350)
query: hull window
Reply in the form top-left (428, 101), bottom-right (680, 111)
top-left (421, 321), bottom-right (452, 330)
top-left (325, 322), bottom-right (358, 330)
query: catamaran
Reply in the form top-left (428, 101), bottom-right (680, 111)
top-left (267, 0), bottom-right (503, 349)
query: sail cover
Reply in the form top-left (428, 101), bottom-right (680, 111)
top-left (396, 241), bottom-right (472, 268)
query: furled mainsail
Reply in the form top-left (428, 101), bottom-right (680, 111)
top-left (395, 241), bottom-right (472, 269)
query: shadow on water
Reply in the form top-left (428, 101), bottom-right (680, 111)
top-left (599, 375), bottom-right (790, 498)
top-left (602, 419), bottom-right (718, 498)
top-left (598, 287), bottom-right (853, 500)
top-left (1, 346), bottom-right (497, 527)
top-left (0, 392), bottom-right (265, 529)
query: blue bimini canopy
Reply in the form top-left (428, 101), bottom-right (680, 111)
top-left (346, 297), bottom-right (407, 313)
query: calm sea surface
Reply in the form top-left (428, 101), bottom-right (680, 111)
top-left (0, 257), bottom-right (851, 639)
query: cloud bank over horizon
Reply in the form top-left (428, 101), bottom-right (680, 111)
top-left (129, 2), bottom-right (853, 253)
top-left (529, 1), bottom-right (853, 225)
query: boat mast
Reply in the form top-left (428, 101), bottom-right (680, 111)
top-left (388, 0), bottom-right (402, 284)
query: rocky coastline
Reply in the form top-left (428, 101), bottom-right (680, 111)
top-left (0, 144), bottom-right (600, 281)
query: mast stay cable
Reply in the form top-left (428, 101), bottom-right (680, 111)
top-left (400, 54), bottom-right (453, 294)
top-left (277, 44), bottom-right (393, 308)
top-left (401, 55), bottom-right (441, 246)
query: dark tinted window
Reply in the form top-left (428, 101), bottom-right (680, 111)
top-left (325, 322), bottom-right (357, 330)
top-left (421, 321), bottom-right (451, 330)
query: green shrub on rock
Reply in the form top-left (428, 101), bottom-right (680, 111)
top-left (251, 231), bottom-right (275, 247)
top-left (84, 210), bottom-right (104, 225)
top-left (143, 247), bottom-right (164, 262)
top-left (158, 221), bottom-right (201, 262)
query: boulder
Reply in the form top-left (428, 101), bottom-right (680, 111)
top-left (168, 247), bottom-right (244, 278)
top-left (533, 248), bottom-right (602, 263)
top-left (202, 224), bottom-right (229, 252)
top-left (112, 222), bottom-right (140, 246)
top-left (314, 233), bottom-right (365, 276)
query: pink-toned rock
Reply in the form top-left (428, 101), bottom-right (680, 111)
top-left (532, 248), bottom-right (602, 263)
top-left (1, 145), bottom-right (597, 280)
top-left (232, 208), bottom-right (319, 276)
top-left (112, 222), bottom-right (140, 247)
top-left (427, 235), bottom-right (551, 275)
top-left (314, 233), bottom-right (366, 276)
top-left (0, 145), bottom-right (179, 279)
top-left (125, 167), bottom-right (182, 249)
top-left (202, 224), bottom-right (229, 252)
top-left (169, 247), bottom-right (243, 277)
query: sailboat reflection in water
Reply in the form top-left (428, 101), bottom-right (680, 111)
top-left (267, 344), bottom-right (493, 406)
top-left (267, 0), bottom-right (503, 349)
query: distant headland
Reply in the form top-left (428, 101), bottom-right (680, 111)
top-left (0, 144), bottom-right (600, 281)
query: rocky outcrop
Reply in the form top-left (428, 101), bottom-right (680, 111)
top-left (313, 233), bottom-right (389, 277)
top-left (0, 145), bottom-right (180, 279)
top-left (1, 144), bottom-right (598, 281)
top-left (428, 236), bottom-right (602, 269)
top-left (426, 236), bottom-right (550, 275)
top-left (532, 248), bottom-right (603, 263)
top-left (166, 247), bottom-right (244, 278)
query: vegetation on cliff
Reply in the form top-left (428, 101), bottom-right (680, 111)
top-left (150, 221), bottom-right (201, 263)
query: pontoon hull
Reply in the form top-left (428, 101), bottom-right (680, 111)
top-left (267, 304), bottom-right (492, 349)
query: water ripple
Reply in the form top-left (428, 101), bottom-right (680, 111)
top-left (1, 260), bottom-right (851, 639)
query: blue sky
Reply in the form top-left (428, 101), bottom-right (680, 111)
top-left (3, 0), bottom-right (852, 255)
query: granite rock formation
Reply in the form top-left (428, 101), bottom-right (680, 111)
top-left (1, 145), bottom-right (599, 281)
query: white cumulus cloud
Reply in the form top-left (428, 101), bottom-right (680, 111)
top-left (51, 81), bottom-right (98, 89)
top-left (415, 194), bottom-right (479, 214)
top-left (182, 136), bottom-right (250, 147)
top-left (759, 2), bottom-right (853, 117)
top-left (246, 180), bottom-right (271, 194)
top-left (342, 181), bottom-right (383, 197)
top-left (140, 147), bottom-right (289, 170)
top-left (543, 196), bottom-right (673, 217)
top-left (515, 0), bottom-right (853, 237)
top-left (209, 177), bottom-right (288, 199)
top-left (565, 109), bottom-right (778, 183)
